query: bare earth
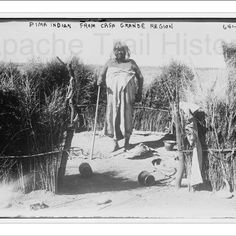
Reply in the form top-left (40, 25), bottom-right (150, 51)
top-left (1, 131), bottom-right (236, 220)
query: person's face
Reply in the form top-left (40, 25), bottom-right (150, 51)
top-left (114, 47), bottom-right (125, 61)
top-left (186, 130), bottom-right (196, 146)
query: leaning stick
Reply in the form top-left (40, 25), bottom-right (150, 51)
top-left (90, 86), bottom-right (101, 160)
top-left (56, 56), bottom-right (66, 66)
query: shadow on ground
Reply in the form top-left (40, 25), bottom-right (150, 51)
top-left (126, 134), bottom-right (175, 160)
top-left (59, 171), bottom-right (141, 195)
top-left (197, 181), bottom-right (213, 192)
top-left (131, 133), bottom-right (176, 150)
top-left (59, 134), bottom-right (178, 195)
top-left (127, 152), bottom-right (155, 160)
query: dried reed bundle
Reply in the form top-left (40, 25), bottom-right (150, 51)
top-left (203, 42), bottom-right (236, 191)
top-left (144, 61), bottom-right (194, 110)
top-left (0, 58), bottom-right (96, 192)
top-left (133, 107), bottom-right (169, 132)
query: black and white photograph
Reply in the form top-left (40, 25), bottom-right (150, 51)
top-left (0, 14), bottom-right (236, 220)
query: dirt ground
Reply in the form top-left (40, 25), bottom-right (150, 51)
top-left (1, 131), bottom-right (236, 220)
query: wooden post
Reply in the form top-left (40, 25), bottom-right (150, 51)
top-left (90, 86), bottom-right (101, 160)
top-left (55, 58), bottom-right (76, 192)
top-left (233, 157), bottom-right (236, 192)
top-left (57, 125), bottom-right (74, 191)
top-left (174, 77), bottom-right (185, 189)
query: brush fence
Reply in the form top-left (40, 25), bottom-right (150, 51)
top-left (83, 104), bottom-right (170, 132)
top-left (0, 150), bottom-right (62, 193)
top-left (183, 149), bottom-right (236, 192)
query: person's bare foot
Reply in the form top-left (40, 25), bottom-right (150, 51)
top-left (124, 137), bottom-right (131, 151)
top-left (112, 140), bottom-right (119, 152)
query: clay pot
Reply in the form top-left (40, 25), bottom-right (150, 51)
top-left (163, 140), bottom-right (176, 151)
top-left (79, 162), bottom-right (93, 178)
top-left (138, 171), bottom-right (155, 186)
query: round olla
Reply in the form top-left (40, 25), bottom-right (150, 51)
top-left (79, 162), bottom-right (93, 178)
top-left (138, 171), bottom-right (155, 186)
top-left (163, 140), bottom-right (176, 151)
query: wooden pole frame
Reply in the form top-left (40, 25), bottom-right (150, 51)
top-left (174, 74), bottom-right (185, 189)
top-left (90, 85), bottom-right (101, 160)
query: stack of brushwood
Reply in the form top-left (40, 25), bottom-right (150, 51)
top-left (132, 106), bottom-right (169, 132)
top-left (133, 61), bottom-right (195, 133)
top-left (143, 61), bottom-right (195, 134)
top-left (144, 61), bottom-right (211, 183)
top-left (205, 42), bottom-right (236, 192)
top-left (0, 57), bottom-right (96, 193)
top-left (143, 61), bottom-right (194, 110)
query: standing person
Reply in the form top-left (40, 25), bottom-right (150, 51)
top-left (185, 119), bottom-right (203, 190)
top-left (180, 102), bottom-right (205, 191)
top-left (97, 41), bottom-right (144, 151)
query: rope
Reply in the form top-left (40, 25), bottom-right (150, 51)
top-left (181, 148), bottom-right (236, 161)
top-left (0, 150), bottom-right (63, 159)
top-left (81, 103), bottom-right (169, 113)
top-left (0, 146), bottom-right (84, 159)
top-left (134, 106), bottom-right (169, 113)
top-left (181, 148), bottom-right (236, 153)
